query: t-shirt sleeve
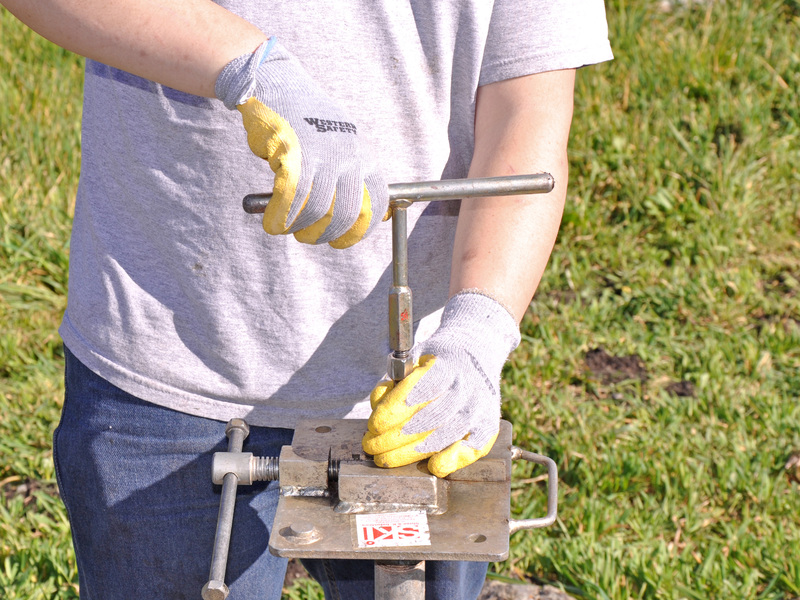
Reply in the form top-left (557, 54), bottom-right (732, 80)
top-left (479, 0), bottom-right (614, 86)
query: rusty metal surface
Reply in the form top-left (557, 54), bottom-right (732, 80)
top-left (278, 445), bottom-right (330, 498)
top-left (269, 479), bottom-right (511, 561)
top-left (376, 561), bottom-right (426, 600)
top-left (336, 460), bottom-right (448, 515)
top-left (291, 419), bottom-right (370, 462)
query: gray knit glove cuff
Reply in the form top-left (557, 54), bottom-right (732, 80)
top-left (403, 291), bottom-right (521, 453)
top-left (215, 39), bottom-right (276, 109)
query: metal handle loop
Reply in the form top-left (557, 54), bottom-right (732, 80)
top-left (508, 447), bottom-right (558, 533)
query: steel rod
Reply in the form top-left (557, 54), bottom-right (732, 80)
top-left (374, 560), bottom-right (426, 600)
top-left (202, 421), bottom-right (249, 600)
top-left (206, 474), bottom-right (237, 587)
top-left (387, 201), bottom-right (413, 381)
top-left (391, 202), bottom-right (410, 288)
top-left (242, 173), bottom-right (555, 214)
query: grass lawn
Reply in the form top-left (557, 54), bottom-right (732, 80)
top-left (1, 1), bottom-right (799, 599)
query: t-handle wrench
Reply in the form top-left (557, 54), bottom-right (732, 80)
top-left (224, 174), bottom-right (557, 600)
top-left (243, 172), bottom-right (555, 381)
top-left (202, 419), bottom-right (252, 600)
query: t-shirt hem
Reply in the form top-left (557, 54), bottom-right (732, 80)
top-left (59, 313), bottom-right (372, 429)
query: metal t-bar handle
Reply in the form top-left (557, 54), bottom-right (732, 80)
top-left (384, 174), bottom-right (555, 380)
top-left (242, 173), bottom-right (555, 215)
top-left (242, 173), bottom-right (556, 382)
top-left (240, 174), bottom-right (556, 600)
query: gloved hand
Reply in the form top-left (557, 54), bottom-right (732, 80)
top-left (362, 292), bottom-right (521, 477)
top-left (215, 39), bottom-right (388, 249)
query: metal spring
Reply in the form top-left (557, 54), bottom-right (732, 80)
top-left (328, 459), bottom-right (340, 482)
top-left (252, 456), bottom-right (280, 481)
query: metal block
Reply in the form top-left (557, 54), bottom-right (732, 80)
top-left (291, 419), bottom-right (369, 462)
top-left (336, 460), bottom-right (447, 515)
top-left (269, 479), bottom-right (510, 561)
top-left (212, 451), bottom-right (254, 485)
top-left (278, 446), bottom-right (329, 497)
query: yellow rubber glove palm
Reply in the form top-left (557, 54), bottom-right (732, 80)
top-left (216, 39), bottom-right (388, 248)
top-left (362, 292), bottom-right (521, 478)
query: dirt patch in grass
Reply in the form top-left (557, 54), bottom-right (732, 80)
top-left (666, 380), bottom-right (696, 397)
top-left (765, 271), bottom-right (800, 299)
top-left (585, 347), bottom-right (648, 384)
top-left (479, 580), bottom-right (575, 600)
top-left (786, 452), bottom-right (800, 484)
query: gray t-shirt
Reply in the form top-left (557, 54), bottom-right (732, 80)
top-left (60, 0), bottom-right (613, 427)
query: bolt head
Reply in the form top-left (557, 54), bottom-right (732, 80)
top-left (226, 418), bottom-right (250, 438)
top-left (201, 580), bottom-right (229, 600)
top-left (281, 521), bottom-right (321, 544)
top-left (289, 521), bottom-right (316, 537)
top-left (388, 355), bottom-right (413, 381)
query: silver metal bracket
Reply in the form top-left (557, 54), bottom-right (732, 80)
top-left (267, 418), bottom-right (557, 562)
top-left (202, 416), bottom-right (558, 598)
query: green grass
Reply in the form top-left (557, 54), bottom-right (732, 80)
top-left (2, 1), bottom-right (799, 599)
top-left (1, 7), bottom-right (80, 600)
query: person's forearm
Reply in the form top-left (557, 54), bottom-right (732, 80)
top-left (1, 0), bottom-right (267, 97)
top-left (450, 69), bottom-right (576, 323)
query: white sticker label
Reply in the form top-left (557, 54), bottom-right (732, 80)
top-left (355, 511), bottom-right (431, 548)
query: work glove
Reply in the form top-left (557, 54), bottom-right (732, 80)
top-left (362, 292), bottom-right (521, 478)
top-left (215, 39), bottom-right (389, 248)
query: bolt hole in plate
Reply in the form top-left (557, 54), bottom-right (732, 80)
top-left (315, 426), bottom-right (332, 433)
top-left (468, 534), bottom-right (487, 544)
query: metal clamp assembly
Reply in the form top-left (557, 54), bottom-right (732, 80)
top-left (203, 174), bottom-right (560, 599)
top-left (203, 418), bottom-right (559, 599)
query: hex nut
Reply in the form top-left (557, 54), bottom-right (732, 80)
top-left (201, 580), bottom-right (230, 600)
top-left (226, 418), bottom-right (250, 439)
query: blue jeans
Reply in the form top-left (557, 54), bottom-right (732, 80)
top-left (54, 347), bottom-right (488, 599)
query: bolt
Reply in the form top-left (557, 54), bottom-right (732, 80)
top-left (225, 418), bottom-right (250, 439)
top-left (251, 455), bottom-right (280, 481)
top-left (282, 521), bottom-right (321, 545)
top-left (289, 521), bottom-right (316, 538)
top-left (201, 580), bottom-right (229, 600)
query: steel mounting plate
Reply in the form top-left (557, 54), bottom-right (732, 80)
top-left (268, 419), bottom-right (513, 561)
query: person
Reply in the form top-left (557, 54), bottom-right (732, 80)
top-left (1, 1), bottom-right (612, 598)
